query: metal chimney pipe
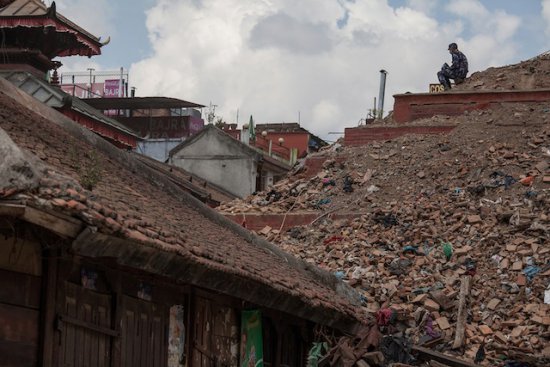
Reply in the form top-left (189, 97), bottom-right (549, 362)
top-left (377, 69), bottom-right (388, 119)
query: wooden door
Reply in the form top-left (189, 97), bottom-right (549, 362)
top-left (0, 235), bottom-right (42, 367)
top-left (279, 326), bottom-right (305, 367)
top-left (191, 297), bottom-right (214, 366)
top-left (120, 295), bottom-right (167, 367)
top-left (0, 268), bottom-right (41, 367)
top-left (211, 304), bottom-right (238, 366)
top-left (56, 282), bottom-right (114, 367)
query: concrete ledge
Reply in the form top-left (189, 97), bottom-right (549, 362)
top-left (344, 125), bottom-right (456, 146)
top-left (223, 212), bottom-right (362, 231)
top-left (393, 89), bottom-right (550, 123)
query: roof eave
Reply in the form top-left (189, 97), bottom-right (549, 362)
top-left (0, 16), bottom-right (102, 56)
top-left (0, 202), bottom-right (362, 333)
top-left (71, 227), bottom-right (362, 334)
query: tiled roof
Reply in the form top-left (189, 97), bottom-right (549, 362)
top-left (133, 152), bottom-right (237, 205)
top-left (0, 78), bottom-right (364, 332)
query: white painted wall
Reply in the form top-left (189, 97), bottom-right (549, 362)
top-left (137, 138), bottom-right (183, 162)
top-left (170, 128), bottom-right (257, 198)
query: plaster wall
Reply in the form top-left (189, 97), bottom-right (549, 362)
top-left (137, 139), bottom-right (182, 162)
top-left (171, 130), bottom-right (257, 198)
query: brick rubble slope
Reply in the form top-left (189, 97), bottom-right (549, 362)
top-left (219, 103), bottom-right (550, 365)
top-left (455, 51), bottom-right (550, 91)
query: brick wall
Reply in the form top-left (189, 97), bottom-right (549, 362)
top-left (393, 89), bottom-right (550, 123)
top-left (301, 156), bottom-right (348, 178)
top-left (344, 125), bottom-right (455, 147)
top-left (223, 212), bottom-right (361, 231)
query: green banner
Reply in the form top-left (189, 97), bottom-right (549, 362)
top-left (240, 310), bottom-right (263, 367)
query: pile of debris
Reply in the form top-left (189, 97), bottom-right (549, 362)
top-left (219, 103), bottom-right (550, 366)
top-left (456, 51), bottom-right (550, 91)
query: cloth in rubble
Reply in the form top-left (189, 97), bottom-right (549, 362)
top-left (266, 189), bottom-right (282, 202)
top-left (343, 175), bottom-right (354, 193)
top-left (376, 308), bottom-right (397, 326)
top-left (380, 335), bottom-right (415, 365)
top-left (373, 213), bottom-right (398, 227)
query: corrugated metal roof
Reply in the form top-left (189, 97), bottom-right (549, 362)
top-left (82, 96), bottom-right (206, 110)
top-left (0, 71), bottom-right (140, 138)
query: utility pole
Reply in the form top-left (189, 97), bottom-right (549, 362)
top-left (86, 68), bottom-right (95, 98)
top-left (207, 102), bottom-right (218, 124)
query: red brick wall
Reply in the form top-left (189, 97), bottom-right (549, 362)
top-left (393, 89), bottom-right (550, 123)
top-left (302, 156), bottom-right (348, 178)
top-left (253, 132), bottom-right (309, 160)
top-left (344, 125), bottom-right (455, 146)
top-left (224, 212), bottom-right (361, 231)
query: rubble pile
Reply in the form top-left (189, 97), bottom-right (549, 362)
top-left (219, 103), bottom-right (550, 366)
top-left (456, 51), bottom-right (550, 91)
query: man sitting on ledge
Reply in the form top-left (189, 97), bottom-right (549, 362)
top-left (437, 42), bottom-right (468, 91)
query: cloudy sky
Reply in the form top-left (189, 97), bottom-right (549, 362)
top-left (53, 0), bottom-right (550, 140)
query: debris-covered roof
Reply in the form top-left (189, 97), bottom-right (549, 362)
top-left (0, 76), bottom-right (364, 333)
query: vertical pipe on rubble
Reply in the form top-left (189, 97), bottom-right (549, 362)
top-left (377, 69), bottom-right (388, 119)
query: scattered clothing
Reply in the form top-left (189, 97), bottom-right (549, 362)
top-left (343, 175), bottom-right (354, 193)
top-left (380, 336), bottom-right (415, 365)
top-left (376, 308), bottom-right (397, 326)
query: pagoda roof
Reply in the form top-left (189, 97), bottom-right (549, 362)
top-left (0, 0), bottom-right (103, 57)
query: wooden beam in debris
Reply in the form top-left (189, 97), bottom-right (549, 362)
top-left (412, 346), bottom-right (481, 367)
top-left (452, 275), bottom-right (471, 349)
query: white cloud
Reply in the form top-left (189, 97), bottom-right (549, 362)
top-left (405, 0), bottom-right (438, 14)
top-left (446, 0), bottom-right (487, 18)
top-left (54, 0), bottom-right (115, 39)
top-left (41, 1), bottom-right (114, 79)
top-left (542, 0), bottom-right (550, 35)
top-left (445, 0), bottom-right (520, 42)
top-left (129, 0), bottom-right (522, 140)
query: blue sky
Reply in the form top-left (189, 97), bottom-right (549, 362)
top-left (55, 0), bottom-right (550, 139)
